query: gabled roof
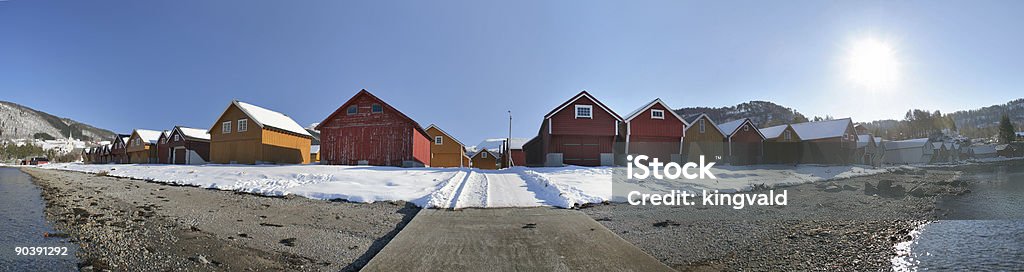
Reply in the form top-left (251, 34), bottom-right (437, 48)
top-left (856, 134), bottom-right (875, 148)
top-left (229, 100), bottom-right (311, 137)
top-left (717, 118), bottom-right (765, 139)
top-left (759, 124), bottom-right (790, 139)
top-left (175, 126), bottom-right (211, 141)
top-left (315, 89), bottom-right (428, 138)
top-left (683, 113), bottom-right (725, 135)
top-left (426, 124), bottom-right (466, 147)
top-left (885, 138), bottom-right (930, 150)
top-left (210, 100), bottom-right (310, 137)
top-left (790, 118), bottom-right (853, 141)
top-left (471, 148), bottom-right (498, 159)
top-left (543, 91), bottom-right (623, 121)
top-left (973, 145), bottom-right (997, 154)
top-left (624, 98), bottom-right (688, 125)
top-left (132, 129), bottom-right (164, 144)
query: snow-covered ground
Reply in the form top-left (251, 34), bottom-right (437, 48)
top-left (40, 163), bottom-right (898, 208)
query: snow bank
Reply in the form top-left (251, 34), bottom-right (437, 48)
top-left (41, 162), bottom-right (898, 208)
top-left (41, 163), bottom-right (459, 206)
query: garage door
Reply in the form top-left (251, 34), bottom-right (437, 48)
top-left (174, 148), bottom-right (187, 164)
top-left (559, 136), bottom-right (602, 166)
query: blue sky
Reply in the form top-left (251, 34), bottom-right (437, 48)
top-left (2, 1), bottom-right (1022, 144)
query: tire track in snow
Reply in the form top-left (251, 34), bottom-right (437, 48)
top-left (452, 170), bottom-right (489, 209)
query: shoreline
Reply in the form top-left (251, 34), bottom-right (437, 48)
top-left (22, 167), bottom-right (418, 271)
top-left (21, 164), bottom-right (981, 271)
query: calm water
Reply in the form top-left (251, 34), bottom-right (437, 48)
top-left (894, 163), bottom-right (1024, 271)
top-left (0, 167), bottom-right (78, 270)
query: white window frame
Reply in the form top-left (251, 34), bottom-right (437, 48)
top-left (238, 119), bottom-right (248, 132)
top-left (575, 105), bottom-right (593, 119)
top-left (174, 134), bottom-right (181, 142)
top-left (222, 121), bottom-right (231, 134)
top-left (784, 130), bottom-right (792, 141)
top-left (699, 119), bottom-right (706, 133)
top-left (347, 105), bottom-right (358, 115)
top-left (482, 152), bottom-right (488, 158)
top-left (651, 109), bottom-right (665, 119)
top-left (434, 136), bottom-right (443, 145)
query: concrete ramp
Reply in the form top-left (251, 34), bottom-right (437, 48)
top-left (362, 208), bottom-right (672, 272)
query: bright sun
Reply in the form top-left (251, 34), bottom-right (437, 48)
top-left (846, 38), bottom-right (900, 88)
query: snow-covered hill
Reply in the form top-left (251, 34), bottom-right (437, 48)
top-left (0, 100), bottom-right (116, 141)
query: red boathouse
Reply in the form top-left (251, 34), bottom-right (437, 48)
top-left (316, 89), bottom-right (431, 167)
top-left (523, 91), bottom-right (622, 166)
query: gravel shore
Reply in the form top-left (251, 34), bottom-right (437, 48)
top-left (22, 168), bottom-right (418, 272)
top-left (582, 169), bottom-right (969, 271)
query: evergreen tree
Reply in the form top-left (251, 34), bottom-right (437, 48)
top-left (998, 113), bottom-right (1016, 144)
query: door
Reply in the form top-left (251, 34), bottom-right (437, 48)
top-left (559, 136), bottom-right (602, 166)
top-left (174, 148), bottom-right (187, 164)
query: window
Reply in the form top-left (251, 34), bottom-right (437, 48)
top-left (371, 104), bottom-right (383, 113)
top-left (784, 130), bottom-right (792, 141)
top-left (238, 119), bottom-right (248, 132)
top-left (222, 121), bottom-right (231, 134)
top-left (347, 105), bottom-right (358, 115)
top-left (174, 134), bottom-right (180, 142)
top-left (575, 105), bottom-right (593, 119)
top-left (434, 136), bottom-right (443, 145)
top-left (651, 109), bottom-right (665, 119)
top-left (699, 119), bottom-right (706, 133)
top-left (482, 152), bottom-right (488, 158)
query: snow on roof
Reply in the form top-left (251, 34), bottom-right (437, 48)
top-left (468, 138), bottom-right (507, 154)
top-left (177, 127), bottom-right (211, 140)
top-left (234, 101), bottom-right (311, 137)
top-left (995, 144), bottom-right (1014, 151)
top-left (973, 145), bottom-right (997, 154)
top-left (790, 118), bottom-right (852, 141)
top-left (856, 134), bottom-right (874, 148)
top-left (759, 124), bottom-right (788, 139)
top-left (508, 138), bottom-right (529, 150)
top-left (716, 119), bottom-right (748, 137)
top-left (310, 145), bottom-right (320, 154)
top-left (885, 138), bottom-right (930, 150)
top-left (623, 98), bottom-right (687, 124)
top-left (134, 129), bottom-right (164, 144)
top-left (1017, 131), bottom-right (1024, 137)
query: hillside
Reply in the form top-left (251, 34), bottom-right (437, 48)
top-left (673, 98), bottom-right (1024, 140)
top-left (673, 101), bottom-right (809, 127)
top-left (0, 101), bottom-right (116, 141)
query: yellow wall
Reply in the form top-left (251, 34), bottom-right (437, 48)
top-left (126, 131), bottom-right (154, 163)
top-left (425, 126), bottom-right (466, 167)
top-left (471, 151), bottom-right (498, 170)
top-left (209, 103), bottom-right (310, 164)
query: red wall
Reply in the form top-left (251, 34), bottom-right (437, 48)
top-left (548, 96), bottom-right (619, 136)
top-left (319, 92), bottom-right (424, 167)
top-left (157, 135), bottom-right (170, 164)
top-left (727, 122), bottom-right (764, 165)
top-left (628, 103), bottom-right (685, 139)
top-left (411, 128), bottom-right (431, 166)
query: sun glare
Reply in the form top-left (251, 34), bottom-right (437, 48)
top-left (846, 38), bottom-right (900, 89)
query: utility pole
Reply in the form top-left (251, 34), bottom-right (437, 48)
top-left (507, 110), bottom-right (512, 168)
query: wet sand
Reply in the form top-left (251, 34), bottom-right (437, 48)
top-left (22, 168), bottom-right (418, 271)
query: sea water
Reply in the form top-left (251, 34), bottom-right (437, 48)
top-left (0, 167), bottom-right (78, 270)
